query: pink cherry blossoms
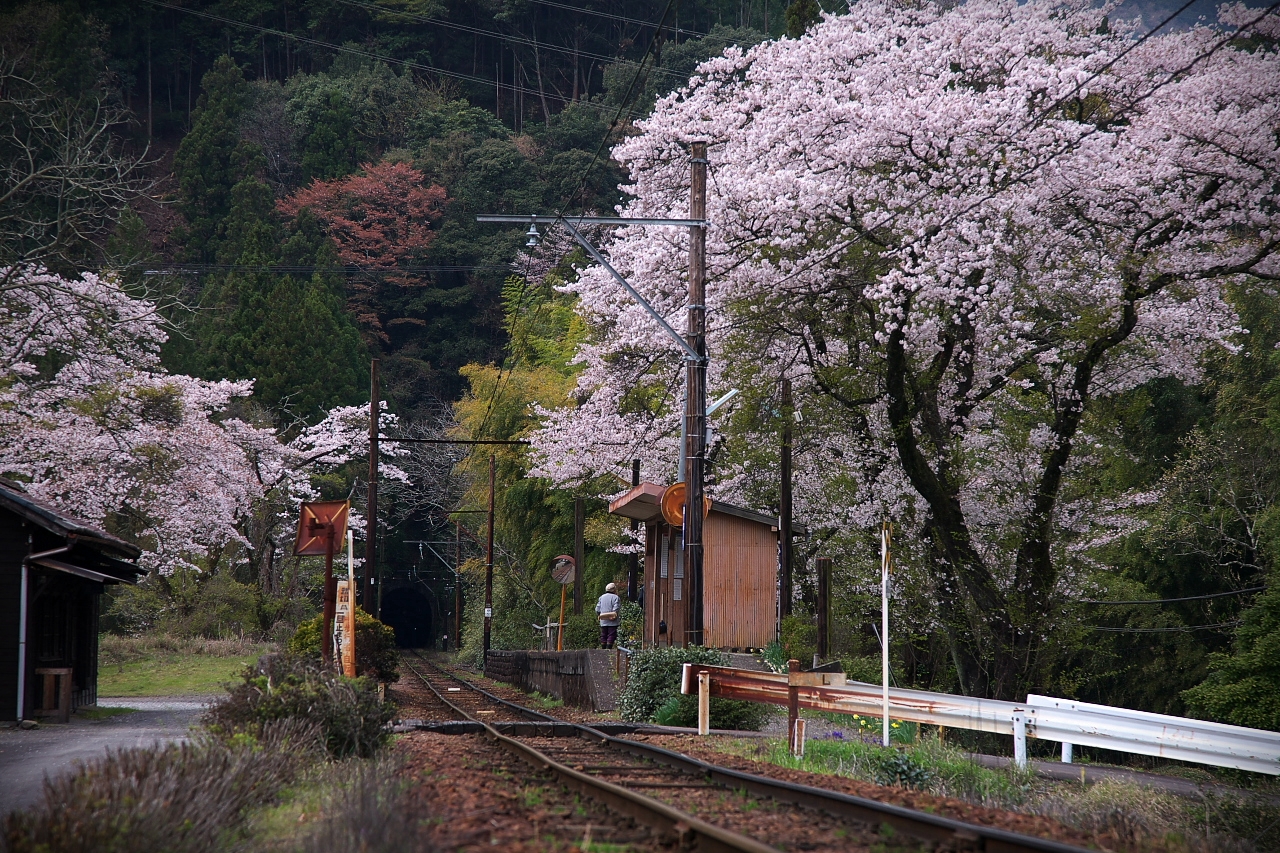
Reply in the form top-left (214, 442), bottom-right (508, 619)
top-left (528, 1), bottom-right (1280, 696)
top-left (0, 266), bottom-right (398, 574)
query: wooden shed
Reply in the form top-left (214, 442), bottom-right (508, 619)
top-left (1, 478), bottom-right (144, 722)
top-left (609, 483), bottom-right (779, 649)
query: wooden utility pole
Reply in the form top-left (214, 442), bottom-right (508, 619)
top-left (365, 359), bottom-right (379, 613)
top-left (454, 520), bottom-right (462, 649)
top-left (573, 498), bottom-right (585, 615)
top-left (685, 141), bottom-right (708, 647)
top-left (483, 454), bottom-right (495, 653)
top-left (780, 378), bottom-right (793, 619)
top-left (816, 557), bottom-right (831, 661)
top-left (628, 459), bottom-right (640, 601)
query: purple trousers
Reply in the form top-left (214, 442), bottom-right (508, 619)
top-left (600, 625), bottom-right (618, 648)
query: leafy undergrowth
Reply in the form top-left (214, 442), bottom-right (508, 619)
top-left (712, 734), bottom-right (1280, 852)
top-left (5, 654), bottom-right (421, 853)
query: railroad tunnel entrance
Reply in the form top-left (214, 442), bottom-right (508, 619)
top-left (380, 587), bottom-right (433, 648)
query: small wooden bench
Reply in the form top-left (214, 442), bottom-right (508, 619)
top-left (33, 667), bottom-right (74, 723)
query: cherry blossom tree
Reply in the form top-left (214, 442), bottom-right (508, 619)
top-left (277, 160), bottom-right (449, 340)
top-left (0, 265), bottom-right (402, 576)
top-left (528, 1), bottom-right (1280, 697)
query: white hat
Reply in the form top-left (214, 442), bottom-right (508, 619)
top-left (605, 582), bottom-right (617, 592)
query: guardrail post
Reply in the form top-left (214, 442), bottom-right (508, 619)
top-left (1061, 742), bottom-right (1073, 764)
top-left (792, 718), bottom-right (807, 758)
top-left (1012, 711), bottom-right (1027, 769)
top-left (698, 670), bottom-right (710, 736)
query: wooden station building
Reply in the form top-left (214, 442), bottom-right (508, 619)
top-left (609, 483), bottom-right (780, 649)
top-left (1, 479), bottom-right (144, 722)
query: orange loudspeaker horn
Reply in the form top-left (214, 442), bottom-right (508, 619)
top-left (659, 483), bottom-right (711, 527)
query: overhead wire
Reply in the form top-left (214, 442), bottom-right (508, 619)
top-left (470, 0), bottom-right (680, 444)
top-left (330, 0), bottom-right (691, 82)
top-left (1083, 587), bottom-right (1265, 605)
top-left (140, 0), bottom-right (644, 119)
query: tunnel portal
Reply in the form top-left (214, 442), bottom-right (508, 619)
top-left (380, 587), bottom-right (433, 648)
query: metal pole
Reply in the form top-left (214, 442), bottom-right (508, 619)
top-left (484, 453), bottom-right (495, 654)
top-left (628, 459), bottom-right (640, 601)
top-left (685, 141), bottom-right (708, 648)
top-left (816, 556), bottom-right (831, 661)
top-left (454, 521), bottom-right (462, 650)
top-left (365, 358), bottom-right (379, 613)
top-left (780, 378), bottom-right (793, 619)
top-left (573, 497), bottom-right (585, 615)
top-left (881, 521), bottom-right (891, 746)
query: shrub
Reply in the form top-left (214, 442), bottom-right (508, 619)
top-left (620, 646), bottom-right (724, 722)
top-left (617, 599), bottom-right (643, 647)
top-left (780, 614), bottom-right (817, 664)
top-left (289, 610), bottom-right (400, 682)
top-left (652, 693), bottom-right (773, 731)
top-left (561, 611), bottom-right (600, 649)
top-left (618, 646), bottom-right (769, 729)
top-left (299, 757), bottom-right (420, 853)
top-left (3, 721), bottom-right (316, 853)
top-left (205, 654), bottom-right (395, 758)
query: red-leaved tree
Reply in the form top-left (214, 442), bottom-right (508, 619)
top-left (278, 161), bottom-right (448, 339)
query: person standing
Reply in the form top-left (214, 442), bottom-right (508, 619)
top-left (596, 582), bottom-right (621, 649)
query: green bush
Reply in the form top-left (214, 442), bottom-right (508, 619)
top-left (205, 655), bottom-right (394, 759)
top-left (289, 610), bottom-right (400, 682)
top-left (652, 693), bottom-right (773, 731)
top-left (561, 611), bottom-right (600, 649)
top-left (620, 646), bottom-right (724, 722)
top-left (617, 599), bottom-right (643, 647)
top-left (4, 721), bottom-right (316, 852)
top-left (619, 646), bottom-right (769, 730)
top-left (183, 572), bottom-right (259, 638)
top-left (780, 614), bottom-right (817, 664)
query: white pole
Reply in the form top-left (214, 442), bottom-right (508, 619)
top-left (881, 522), bottom-right (891, 747)
top-left (348, 529), bottom-right (355, 589)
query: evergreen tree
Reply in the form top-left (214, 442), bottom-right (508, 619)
top-left (193, 176), bottom-right (367, 422)
top-left (173, 56), bottom-right (253, 262)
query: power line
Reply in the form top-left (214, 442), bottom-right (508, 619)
top-left (141, 264), bottom-right (511, 275)
top-left (1083, 587), bottom-right (1265, 605)
top-left (331, 0), bottom-right (688, 82)
top-left (141, 0), bottom-right (639, 118)
top-left (1090, 621), bottom-right (1242, 633)
top-left (521, 0), bottom-right (716, 41)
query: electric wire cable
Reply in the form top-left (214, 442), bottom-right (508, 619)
top-left (1083, 586), bottom-right (1265, 605)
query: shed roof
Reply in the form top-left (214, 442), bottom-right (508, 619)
top-left (608, 482), bottom-right (781, 530)
top-left (0, 478), bottom-right (143, 560)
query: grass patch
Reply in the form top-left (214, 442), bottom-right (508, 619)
top-left (713, 734), bottom-right (1034, 809)
top-left (98, 633), bottom-right (276, 697)
top-left (529, 691), bottom-right (565, 709)
top-left (76, 705), bottom-right (136, 721)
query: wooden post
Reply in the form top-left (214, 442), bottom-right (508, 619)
top-left (364, 359), bottom-right (379, 613)
top-left (697, 670), bottom-right (710, 735)
top-left (685, 141), bottom-right (708, 647)
top-left (816, 557), bottom-right (831, 661)
top-left (573, 497), bottom-right (585, 615)
top-left (780, 378), bottom-right (793, 618)
top-left (483, 454), bottom-right (495, 654)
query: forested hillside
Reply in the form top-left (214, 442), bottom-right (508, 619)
top-left (1, 0), bottom-right (1277, 734)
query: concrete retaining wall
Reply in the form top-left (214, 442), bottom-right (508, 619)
top-left (484, 649), bottom-right (619, 712)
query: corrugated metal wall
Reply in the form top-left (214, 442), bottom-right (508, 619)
top-left (704, 512), bottom-right (777, 649)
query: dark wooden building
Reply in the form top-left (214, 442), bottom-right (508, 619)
top-left (1, 479), bottom-right (144, 722)
top-left (609, 483), bottom-right (780, 649)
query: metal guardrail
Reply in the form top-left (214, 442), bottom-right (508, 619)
top-left (681, 664), bottom-right (1280, 775)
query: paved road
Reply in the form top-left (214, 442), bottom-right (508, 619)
top-left (0, 698), bottom-right (209, 815)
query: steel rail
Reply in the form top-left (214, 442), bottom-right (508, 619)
top-left (401, 654), bottom-right (778, 853)
top-left (403, 653), bottom-right (1092, 853)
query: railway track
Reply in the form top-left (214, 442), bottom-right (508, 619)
top-left (399, 651), bottom-right (1093, 853)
